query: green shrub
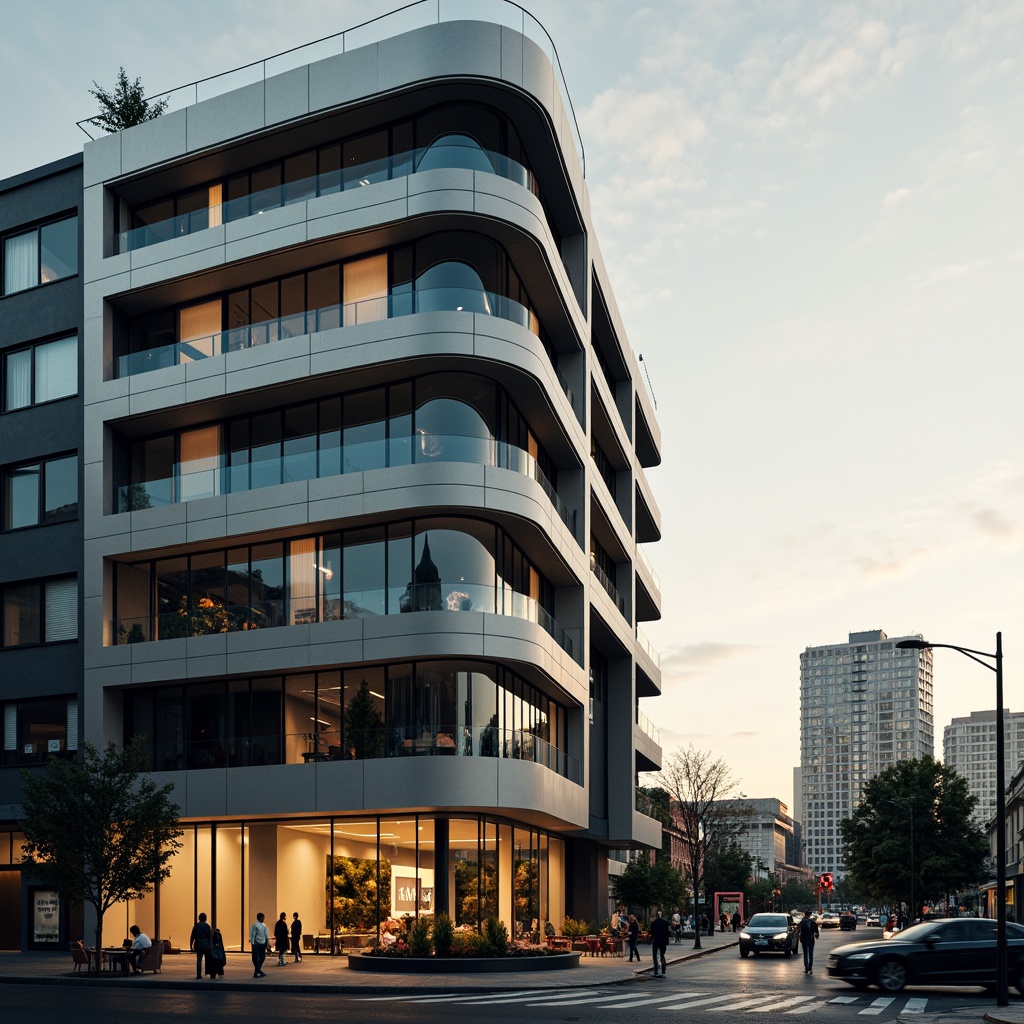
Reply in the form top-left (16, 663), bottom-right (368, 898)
top-left (485, 916), bottom-right (509, 953)
top-left (561, 916), bottom-right (590, 938)
top-left (433, 912), bottom-right (454, 958)
top-left (408, 917), bottom-right (432, 957)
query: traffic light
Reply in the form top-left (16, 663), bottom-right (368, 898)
top-left (820, 872), bottom-right (834, 892)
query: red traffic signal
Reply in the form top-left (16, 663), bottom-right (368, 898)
top-left (819, 872), bottom-right (834, 892)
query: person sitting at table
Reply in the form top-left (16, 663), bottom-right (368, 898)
top-left (127, 924), bottom-right (152, 974)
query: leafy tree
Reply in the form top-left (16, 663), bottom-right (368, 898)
top-left (781, 877), bottom-right (817, 909)
top-left (19, 738), bottom-right (182, 952)
top-left (660, 744), bottom-right (750, 948)
top-left (88, 68), bottom-right (168, 133)
top-left (840, 756), bottom-right (987, 913)
top-left (327, 855), bottom-right (391, 930)
top-left (705, 838), bottom-right (752, 897)
top-left (610, 857), bottom-right (656, 917)
top-left (345, 678), bottom-right (384, 758)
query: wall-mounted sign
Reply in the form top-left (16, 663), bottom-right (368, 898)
top-left (394, 876), bottom-right (434, 913)
top-left (33, 891), bottom-right (60, 944)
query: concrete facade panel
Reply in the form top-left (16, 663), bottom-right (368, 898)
top-left (307, 44), bottom-right (379, 113)
top-left (265, 65), bottom-right (310, 125)
top-left (120, 108), bottom-right (188, 176)
top-left (187, 81), bottom-right (266, 153)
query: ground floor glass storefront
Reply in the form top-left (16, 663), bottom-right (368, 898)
top-left (50, 815), bottom-right (564, 953)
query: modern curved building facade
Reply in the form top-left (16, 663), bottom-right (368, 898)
top-left (59, 7), bottom-right (662, 950)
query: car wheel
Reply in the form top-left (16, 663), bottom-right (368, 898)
top-left (875, 958), bottom-right (908, 992)
top-left (740, 948), bottom-right (749, 958)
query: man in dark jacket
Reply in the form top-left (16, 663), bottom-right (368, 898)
top-left (799, 909), bottom-right (819, 974)
top-left (274, 912), bottom-right (289, 966)
top-left (189, 912), bottom-right (212, 979)
top-left (650, 909), bottom-right (670, 977)
top-left (627, 913), bottom-right (641, 962)
top-left (290, 912), bottom-right (303, 962)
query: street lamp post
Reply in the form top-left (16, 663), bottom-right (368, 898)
top-left (886, 798), bottom-right (915, 927)
top-left (895, 633), bottom-right (1006, 1007)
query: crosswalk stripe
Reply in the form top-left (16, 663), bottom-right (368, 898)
top-left (828, 996), bottom-right (861, 1003)
top-left (902, 998), bottom-right (928, 1014)
top-left (859, 996), bottom-right (895, 1015)
top-left (660, 994), bottom-right (745, 1010)
top-left (744, 995), bottom-right (819, 1012)
top-left (785, 1001), bottom-right (830, 1015)
top-left (707, 996), bottom-right (782, 1011)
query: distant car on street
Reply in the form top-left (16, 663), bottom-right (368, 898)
top-left (828, 918), bottom-right (1024, 993)
top-left (839, 911), bottom-right (858, 931)
top-left (865, 914), bottom-right (882, 927)
top-left (738, 913), bottom-right (800, 957)
top-left (820, 912), bottom-right (841, 928)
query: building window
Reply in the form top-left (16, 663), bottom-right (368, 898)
top-left (1, 577), bottom-right (77, 647)
top-left (2, 215), bottom-right (78, 294)
top-left (3, 335), bottom-right (78, 410)
top-left (2, 698), bottom-right (77, 765)
top-left (2, 453), bottom-right (78, 529)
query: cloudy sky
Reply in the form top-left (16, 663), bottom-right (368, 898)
top-left (2, 1), bottom-right (1022, 807)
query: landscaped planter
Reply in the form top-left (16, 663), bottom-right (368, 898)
top-left (347, 952), bottom-right (580, 973)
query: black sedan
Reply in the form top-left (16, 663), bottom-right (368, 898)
top-left (739, 913), bottom-right (800, 957)
top-left (827, 918), bottom-right (1024, 993)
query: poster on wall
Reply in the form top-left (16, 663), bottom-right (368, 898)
top-left (33, 890), bottom-right (61, 944)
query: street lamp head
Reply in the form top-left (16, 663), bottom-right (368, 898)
top-left (895, 639), bottom-right (930, 650)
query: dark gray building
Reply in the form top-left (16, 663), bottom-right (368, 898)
top-left (0, 154), bottom-right (84, 950)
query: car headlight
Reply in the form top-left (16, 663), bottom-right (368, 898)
top-left (773, 932), bottom-right (789, 941)
top-left (845, 952), bottom-right (875, 961)
top-left (739, 931), bottom-right (751, 940)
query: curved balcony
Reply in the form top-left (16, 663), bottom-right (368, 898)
top-left (143, 724), bottom-right (580, 784)
top-left (113, 584), bottom-right (573, 659)
top-left (117, 140), bottom-right (538, 255)
top-left (116, 432), bottom-right (575, 533)
top-left (117, 286), bottom-right (538, 378)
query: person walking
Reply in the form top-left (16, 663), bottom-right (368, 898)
top-left (799, 909), bottom-right (819, 974)
top-left (627, 913), bottom-right (641, 962)
top-left (274, 912), bottom-right (289, 966)
top-left (249, 912), bottom-right (269, 978)
top-left (189, 911), bottom-right (212, 979)
top-left (650, 909), bottom-right (670, 977)
top-left (731, 910), bottom-right (741, 932)
top-left (206, 927), bottom-right (226, 979)
top-left (290, 911), bottom-right (303, 962)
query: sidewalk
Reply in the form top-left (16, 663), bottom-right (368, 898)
top-left (0, 930), bottom-right (740, 994)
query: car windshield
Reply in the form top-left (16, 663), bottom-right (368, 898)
top-left (889, 922), bottom-right (941, 943)
top-left (748, 915), bottom-right (788, 928)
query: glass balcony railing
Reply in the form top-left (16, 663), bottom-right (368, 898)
top-left (636, 626), bottom-right (661, 669)
top-left (143, 724), bottom-right (580, 784)
top-left (114, 584), bottom-right (573, 659)
top-left (116, 286), bottom-right (539, 379)
top-left (115, 432), bottom-right (575, 533)
top-left (636, 544), bottom-right (661, 592)
top-left (591, 559), bottom-right (625, 616)
top-left (635, 708), bottom-right (661, 747)
top-left (117, 142), bottom-right (538, 254)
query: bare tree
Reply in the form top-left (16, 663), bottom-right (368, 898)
top-left (660, 745), bottom-right (749, 949)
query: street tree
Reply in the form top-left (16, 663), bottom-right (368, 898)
top-left (659, 744), bottom-right (750, 948)
top-left (610, 856), bottom-right (688, 921)
top-left (20, 738), bottom-right (182, 951)
top-left (840, 756), bottom-right (987, 913)
top-left (88, 68), bottom-right (168, 132)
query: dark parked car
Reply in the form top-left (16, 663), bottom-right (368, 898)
top-left (739, 913), bottom-right (800, 957)
top-left (840, 911), bottom-right (858, 931)
top-left (827, 918), bottom-right (1024, 993)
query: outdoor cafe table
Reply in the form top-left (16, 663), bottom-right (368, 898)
top-left (102, 948), bottom-right (129, 974)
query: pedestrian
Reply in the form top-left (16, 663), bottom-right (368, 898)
top-left (671, 910), bottom-right (681, 942)
top-left (127, 924), bottom-right (152, 974)
top-left (627, 913), bottom-right (641, 962)
top-left (206, 927), bottom-right (226, 979)
top-left (650, 908), bottom-right (670, 977)
top-left (798, 908), bottom-right (819, 974)
top-left (719, 911), bottom-right (727, 932)
top-left (249, 912), bottom-right (269, 978)
top-left (189, 911), bottom-right (212, 979)
top-left (731, 910), bottom-right (741, 932)
top-left (274, 911), bottom-right (289, 965)
top-left (290, 911), bottom-right (303, 962)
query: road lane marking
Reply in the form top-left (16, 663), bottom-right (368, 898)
top-left (659, 994), bottom-right (750, 1010)
top-left (785, 1001), bottom-right (831, 1015)
top-left (828, 996), bottom-right (861, 1003)
top-left (707, 995), bottom-right (784, 1011)
top-left (859, 996), bottom-right (895, 1015)
top-left (902, 998), bottom-right (928, 1014)
top-left (745, 995), bottom-right (819, 1012)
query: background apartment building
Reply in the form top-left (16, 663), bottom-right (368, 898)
top-left (799, 629), bottom-right (934, 877)
top-left (0, 4), bottom-right (664, 950)
top-left (944, 709), bottom-right (1024, 828)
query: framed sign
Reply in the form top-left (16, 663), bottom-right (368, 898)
top-left (32, 890), bottom-right (61, 944)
